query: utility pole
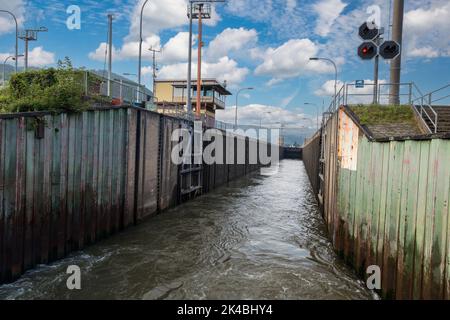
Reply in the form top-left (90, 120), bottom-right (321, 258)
top-left (389, 0), bottom-right (404, 105)
top-left (149, 47), bottom-right (161, 101)
top-left (18, 27), bottom-right (48, 71)
top-left (107, 14), bottom-right (114, 98)
top-left (187, 1), bottom-right (226, 118)
top-left (187, 3), bottom-right (194, 114)
top-left (196, 3), bottom-right (203, 119)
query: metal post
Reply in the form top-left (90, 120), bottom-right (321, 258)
top-left (373, 51), bottom-right (379, 105)
top-left (138, 0), bottom-right (150, 101)
top-left (107, 14), bottom-right (113, 98)
top-left (84, 71), bottom-right (88, 96)
top-left (187, 3), bottom-right (194, 113)
top-left (389, 0), bottom-right (404, 105)
top-left (196, 4), bottom-right (203, 119)
top-left (24, 37), bottom-right (29, 71)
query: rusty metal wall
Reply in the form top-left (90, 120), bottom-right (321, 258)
top-left (303, 108), bottom-right (450, 300)
top-left (302, 131), bottom-right (322, 197)
top-left (0, 107), bottom-right (279, 284)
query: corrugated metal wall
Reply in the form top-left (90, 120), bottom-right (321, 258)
top-left (303, 107), bottom-right (450, 300)
top-left (0, 107), bottom-right (275, 284)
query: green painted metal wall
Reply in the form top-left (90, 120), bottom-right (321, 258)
top-left (336, 136), bottom-right (450, 300)
top-left (303, 108), bottom-right (450, 299)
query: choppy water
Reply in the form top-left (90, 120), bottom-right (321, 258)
top-left (0, 160), bottom-right (376, 300)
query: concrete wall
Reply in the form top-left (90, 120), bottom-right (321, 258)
top-left (303, 107), bottom-right (450, 300)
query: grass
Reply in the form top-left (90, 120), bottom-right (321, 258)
top-left (349, 104), bottom-right (416, 126)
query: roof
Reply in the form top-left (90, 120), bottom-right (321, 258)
top-left (155, 79), bottom-right (232, 95)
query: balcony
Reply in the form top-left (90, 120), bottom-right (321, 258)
top-left (172, 96), bottom-right (226, 109)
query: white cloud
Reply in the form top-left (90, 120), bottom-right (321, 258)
top-left (120, 35), bottom-right (161, 60)
top-left (160, 32), bottom-right (191, 63)
top-left (216, 104), bottom-right (314, 127)
top-left (0, 0), bottom-right (25, 35)
top-left (286, 0), bottom-right (297, 12)
top-left (125, 0), bottom-right (220, 42)
top-left (24, 47), bottom-right (55, 67)
top-left (254, 39), bottom-right (336, 84)
top-left (206, 27), bottom-right (258, 61)
top-left (88, 42), bottom-right (122, 62)
top-left (409, 47), bottom-right (439, 59)
top-left (157, 56), bottom-right (249, 87)
top-left (404, 1), bottom-right (450, 58)
top-left (315, 79), bottom-right (388, 104)
top-left (313, 0), bottom-right (348, 37)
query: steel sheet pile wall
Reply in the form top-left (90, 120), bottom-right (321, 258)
top-left (302, 132), bottom-right (321, 197)
top-left (0, 107), bottom-right (279, 283)
top-left (303, 107), bottom-right (450, 299)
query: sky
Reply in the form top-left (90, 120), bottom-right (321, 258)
top-left (0, 0), bottom-right (449, 127)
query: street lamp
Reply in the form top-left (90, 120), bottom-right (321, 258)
top-left (309, 57), bottom-right (338, 110)
top-left (2, 54), bottom-right (23, 87)
top-left (138, 0), bottom-right (150, 96)
top-left (235, 87), bottom-right (253, 129)
top-left (304, 102), bottom-right (320, 128)
top-left (0, 10), bottom-right (19, 73)
top-left (260, 111), bottom-right (272, 128)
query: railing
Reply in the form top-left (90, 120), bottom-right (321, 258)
top-left (82, 71), bottom-right (153, 107)
top-left (411, 83), bottom-right (450, 134)
top-left (322, 81), bottom-right (450, 134)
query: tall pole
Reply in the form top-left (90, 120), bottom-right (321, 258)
top-left (138, 0), bottom-right (150, 101)
top-left (24, 37), bottom-right (29, 71)
top-left (389, 0), bottom-right (404, 105)
top-left (196, 4), bottom-right (203, 119)
top-left (0, 11), bottom-right (18, 73)
top-left (107, 14), bottom-right (113, 98)
top-left (149, 47), bottom-right (160, 101)
top-left (373, 49), bottom-right (379, 104)
top-left (187, 3), bottom-right (194, 114)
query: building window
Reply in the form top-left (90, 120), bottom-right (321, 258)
top-left (173, 87), bottom-right (184, 98)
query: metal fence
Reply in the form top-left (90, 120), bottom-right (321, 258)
top-left (82, 71), bottom-right (152, 106)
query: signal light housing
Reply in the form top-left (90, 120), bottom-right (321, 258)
top-left (358, 41), bottom-right (378, 60)
top-left (359, 22), bottom-right (380, 41)
top-left (379, 40), bottom-right (401, 60)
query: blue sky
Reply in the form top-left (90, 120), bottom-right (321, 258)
top-left (1, 0), bottom-right (449, 126)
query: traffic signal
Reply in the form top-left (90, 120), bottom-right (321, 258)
top-left (358, 41), bottom-right (378, 60)
top-left (379, 40), bottom-right (401, 60)
top-left (359, 22), bottom-right (379, 41)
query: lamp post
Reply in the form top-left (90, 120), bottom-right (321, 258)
top-left (2, 54), bottom-right (23, 87)
top-left (3, 56), bottom-right (14, 87)
top-left (304, 102), bottom-right (320, 129)
top-left (138, 0), bottom-right (150, 100)
top-left (0, 10), bottom-right (18, 73)
top-left (260, 111), bottom-right (272, 128)
top-left (309, 57), bottom-right (338, 110)
top-left (235, 87), bottom-right (253, 129)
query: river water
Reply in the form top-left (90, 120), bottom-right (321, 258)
top-left (0, 160), bottom-right (375, 300)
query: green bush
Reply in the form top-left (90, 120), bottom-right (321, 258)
top-left (0, 57), bottom-right (90, 114)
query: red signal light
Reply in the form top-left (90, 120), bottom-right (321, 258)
top-left (362, 47), bottom-right (368, 54)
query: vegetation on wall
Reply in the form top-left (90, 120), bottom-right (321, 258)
top-left (350, 104), bottom-right (416, 126)
top-left (0, 57), bottom-right (103, 114)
